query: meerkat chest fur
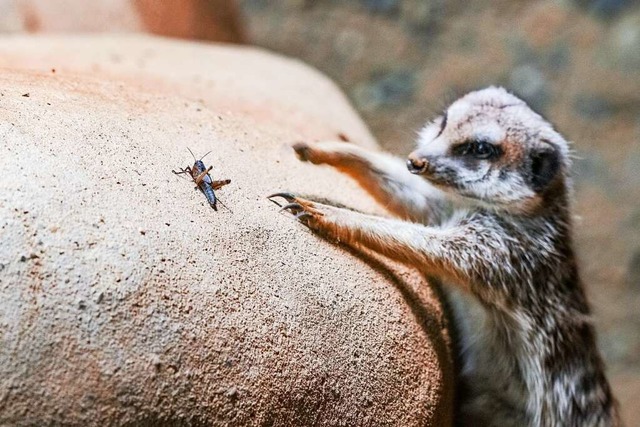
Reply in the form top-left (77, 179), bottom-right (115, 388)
top-left (434, 190), bottom-right (615, 426)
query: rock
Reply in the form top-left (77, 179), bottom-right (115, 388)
top-left (400, 0), bottom-right (444, 32)
top-left (361, 0), bottom-right (399, 15)
top-left (573, 0), bottom-right (634, 19)
top-left (611, 374), bottom-right (640, 427)
top-left (608, 12), bottom-right (640, 71)
top-left (0, 35), bottom-right (452, 426)
top-left (353, 70), bottom-right (417, 112)
top-left (598, 320), bottom-right (640, 367)
top-left (572, 151), bottom-right (613, 190)
top-left (334, 29), bottom-right (367, 62)
top-left (0, 0), bottom-right (245, 43)
top-left (627, 248), bottom-right (640, 289)
top-left (508, 64), bottom-right (549, 112)
top-left (546, 43), bottom-right (571, 73)
top-left (521, 3), bottom-right (571, 49)
top-left (573, 93), bottom-right (615, 120)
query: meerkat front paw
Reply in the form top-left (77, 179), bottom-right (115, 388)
top-left (267, 192), bottom-right (340, 238)
top-left (293, 142), bottom-right (323, 164)
top-left (293, 141), bottom-right (357, 166)
top-left (267, 192), bottom-right (324, 225)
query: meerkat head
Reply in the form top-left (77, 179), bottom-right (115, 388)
top-left (407, 87), bottom-right (571, 213)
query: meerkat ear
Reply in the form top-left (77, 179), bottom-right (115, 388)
top-left (529, 143), bottom-right (560, 193)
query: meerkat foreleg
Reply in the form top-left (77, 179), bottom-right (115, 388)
top-left (269, 193), bottom-right (510, 291)
top-left (293, 141), bottom-right (447, 224)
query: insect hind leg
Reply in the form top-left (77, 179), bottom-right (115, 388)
top-left (212, 179), bottom-right (231, 190)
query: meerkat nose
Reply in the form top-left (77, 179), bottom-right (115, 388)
top-left (407, 156), bottom-right (428, 174)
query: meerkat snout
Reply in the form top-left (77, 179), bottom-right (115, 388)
top-left (406, 155), bottom-right (428, 174)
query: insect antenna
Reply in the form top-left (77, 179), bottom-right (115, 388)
top-left (200, 151), bottom-right (212, 162)
top-left (187, 147), bottom-right (197, 162)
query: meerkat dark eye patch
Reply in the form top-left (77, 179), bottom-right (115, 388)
top-left (452, 139), bottom-right (501, 160)
top-left (452, 143), bottom-right (471, 156)
top-left (529, 143), bottom-right (560, 192)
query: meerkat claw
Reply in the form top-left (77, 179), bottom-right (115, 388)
top-left (279, 202), bottom-right (304, 214)
top-left (267, 192), bottom-right (297, 203)
top-left (295, 212), bottom-right (313, 222)
top-left (269, 194), bottom-right (318, 225)
top-left (278, 203), bottom-right (314, 224)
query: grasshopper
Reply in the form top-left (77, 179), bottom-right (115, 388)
top-left (172, 148), bottom-right (231, 211)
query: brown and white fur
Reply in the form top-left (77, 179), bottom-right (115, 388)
top-left (269, 87), bottom-right (619, 426)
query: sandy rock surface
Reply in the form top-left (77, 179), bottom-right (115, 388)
top-left (0, 35), bottom-right (452, 426)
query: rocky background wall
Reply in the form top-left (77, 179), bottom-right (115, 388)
top-left (239, 0), bottom-right (640, 422)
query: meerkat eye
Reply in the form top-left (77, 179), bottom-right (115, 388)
top-left (472, 140), bottom-right (495, 159)
top-left (452, 139), bottom-right (499, 159)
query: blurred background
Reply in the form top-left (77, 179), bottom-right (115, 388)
top-left (1, 0), bottom-right (638, 422)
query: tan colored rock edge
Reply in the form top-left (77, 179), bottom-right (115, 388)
top-left (0, 35), bottom-right (453, 426)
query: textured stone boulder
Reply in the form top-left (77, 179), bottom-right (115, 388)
top-left (0, 35), bottom-right (452, 425)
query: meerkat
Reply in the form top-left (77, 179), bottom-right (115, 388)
top-left (269, 87), bottom-right (619, 427)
